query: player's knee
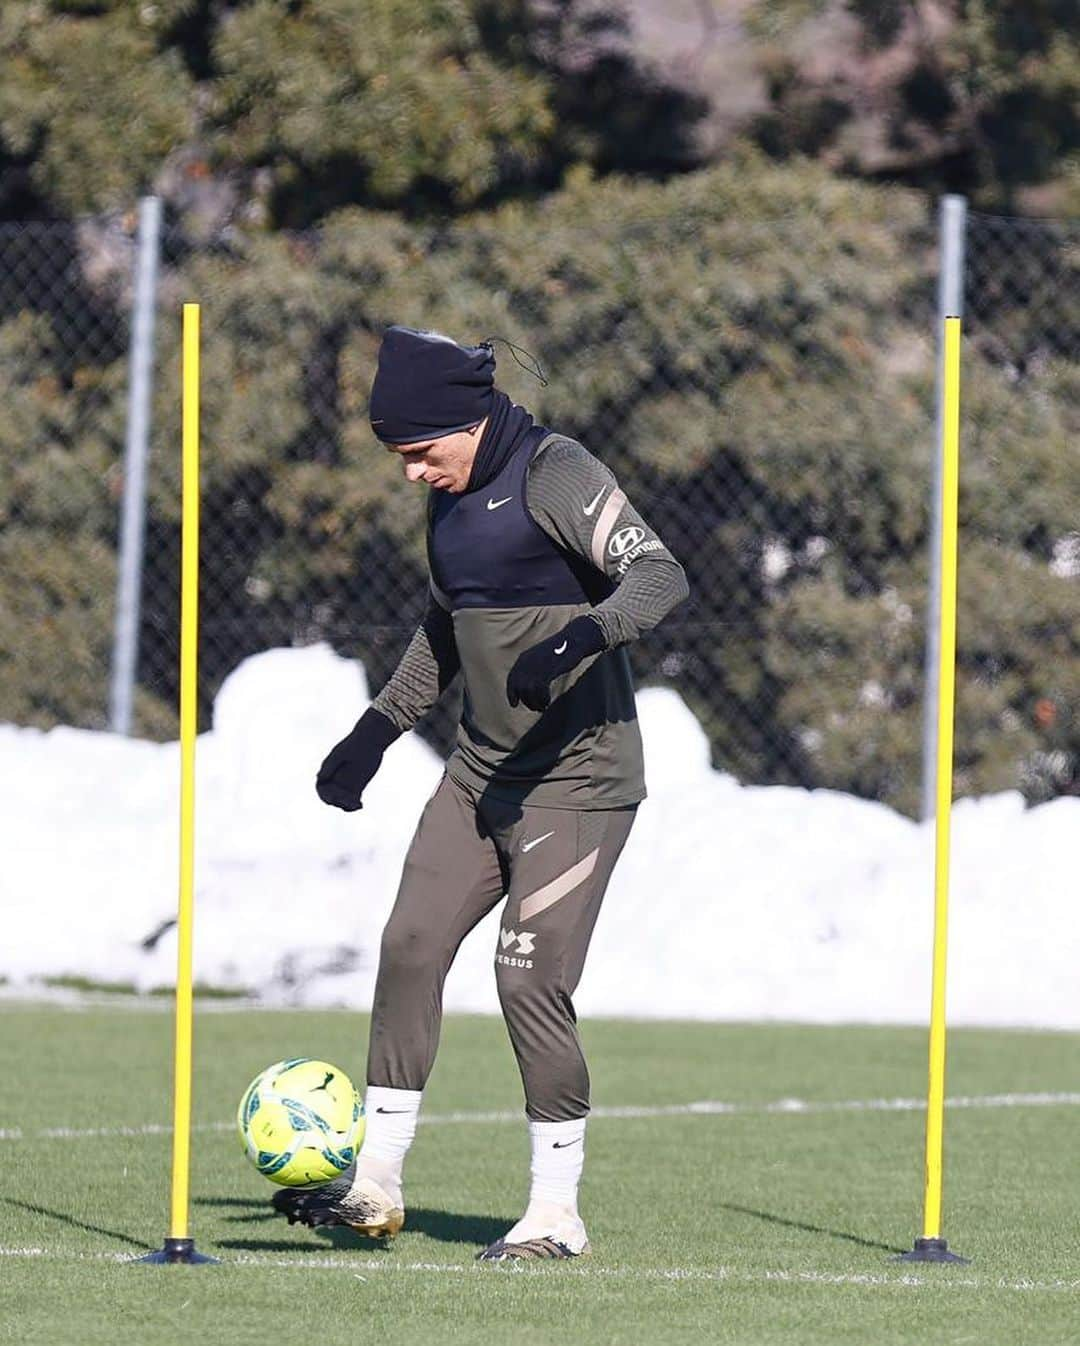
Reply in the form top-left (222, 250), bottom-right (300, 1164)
top-left (379, 920), bottom-right (439, 977)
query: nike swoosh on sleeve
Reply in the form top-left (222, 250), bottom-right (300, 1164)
top-left (583, 487), bottom-right (606, 516)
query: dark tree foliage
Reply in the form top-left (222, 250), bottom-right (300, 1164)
top-left (748, 0), bottom-right (1080, 208)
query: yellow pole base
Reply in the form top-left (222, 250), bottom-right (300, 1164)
top-left (136, 1237), bottom-right (219, 1265)
top-left (897, 1236), bottom-right (968, 1265)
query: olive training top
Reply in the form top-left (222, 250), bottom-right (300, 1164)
top-left (372, 430), bottom-right (689, 809)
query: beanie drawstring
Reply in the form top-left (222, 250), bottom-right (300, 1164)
top-left (481, 336), bottom-right (548, 388)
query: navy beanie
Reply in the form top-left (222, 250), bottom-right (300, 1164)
top-left (369, 326), bottom-right (495, 444)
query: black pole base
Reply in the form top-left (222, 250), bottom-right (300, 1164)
top-left (136, 1237), bottom-right (219, 1265)
top-left (896, 1236), bottom-right (969, 1265)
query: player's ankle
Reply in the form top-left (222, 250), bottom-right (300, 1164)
top-left (352, 1152), bottom-right (403, 1200)
top-left (504, 1200), bottom-right (587, 1250)
top-left (521, 1197), bottom-right (581, 1225)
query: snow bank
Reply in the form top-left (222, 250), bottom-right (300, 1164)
top-left (1, 645), bottom-right (1075, 1027)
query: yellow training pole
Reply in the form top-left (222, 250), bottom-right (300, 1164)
top-left (170, 302), bottom-right (200, 1240)
top-left (140, 304), bottom-right (216, 1265)
top-left (899, 315), bottom-right (967, 1264)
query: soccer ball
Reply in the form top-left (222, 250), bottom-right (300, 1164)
top-left (237, 1057), bottom-right (365, 1187)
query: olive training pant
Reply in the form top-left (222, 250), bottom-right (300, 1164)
top-left (366, 773), bottom-right (636, 1122)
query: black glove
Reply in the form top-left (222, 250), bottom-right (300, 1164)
top-left (315, 708), bottom-right (400, 811)
top-left (506, 615), bottom-right (607, 712)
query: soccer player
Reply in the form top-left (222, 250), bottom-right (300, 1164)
top-left (274, 327), bottom-right (688, 1260)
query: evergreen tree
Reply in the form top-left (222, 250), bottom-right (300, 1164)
top-left (749, 0), bottom-right (1080, 208)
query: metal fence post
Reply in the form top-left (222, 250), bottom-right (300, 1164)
top-left (921, 193), bottom-right (967, 820)
top-left (110, 195), bottom-right (163, 735)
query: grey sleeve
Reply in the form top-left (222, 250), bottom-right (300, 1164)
top-left (526, 436), bottom-right (690, 648)
top-left (371, 587), bottom-right (460, 732)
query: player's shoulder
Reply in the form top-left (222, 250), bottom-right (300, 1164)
top-left (529, 432), bottom-right (614, 484)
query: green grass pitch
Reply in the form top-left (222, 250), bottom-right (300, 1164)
top-left (2, 1002), bottom-right (1078, 1344)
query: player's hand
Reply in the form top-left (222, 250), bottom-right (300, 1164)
top-left (505, 615), bottom-right (606, 712)
top-left (315, 708), bottom-right (400, 811)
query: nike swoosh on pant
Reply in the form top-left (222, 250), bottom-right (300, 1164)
top-left (521, 831), bottom-right (555, 853)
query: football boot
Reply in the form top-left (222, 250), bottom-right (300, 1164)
top-left (477, 1202), bottom-right (589, 1262)
top-left (272, 1159), bottom-right (404, 1239)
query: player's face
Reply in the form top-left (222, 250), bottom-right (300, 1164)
top-left (383, 421), bottom-right (486, 494)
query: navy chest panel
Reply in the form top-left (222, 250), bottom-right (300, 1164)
top-left (429, 429), bottom-right (591, 611)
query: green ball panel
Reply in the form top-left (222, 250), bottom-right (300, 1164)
top-left (264, 1145), bottom-right (352, 1188)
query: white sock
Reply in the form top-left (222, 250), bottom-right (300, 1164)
top-left (502, 1118), bottom-right (588, 1250)
top-left (354, 1086), bottom-right (422, 1194)
top-left (526, 1117), bottom-right (586, 1211)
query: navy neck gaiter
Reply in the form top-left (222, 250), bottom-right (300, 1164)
top-left (465, 390), bottom-right (535, 493)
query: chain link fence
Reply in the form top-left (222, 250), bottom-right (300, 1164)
top-left (1, 196), bottom-right (1076, 817)
top-left (961, 211), bottom-right (1080, 804)
top-left (0, 216), bottom-right (133, 729)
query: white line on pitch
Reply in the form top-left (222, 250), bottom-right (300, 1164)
top-left (419, 1092), bottom-right (1080, 1125)
top-left (1, 1245), bottom-right (1078, 1295)
top-left (6, 1091), bottom-right (1079, 1144)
